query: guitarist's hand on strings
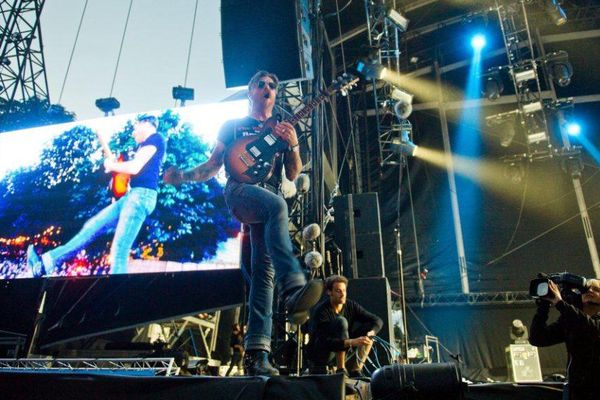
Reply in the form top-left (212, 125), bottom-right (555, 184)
top-left (273, 122), bottom-right (299, 151)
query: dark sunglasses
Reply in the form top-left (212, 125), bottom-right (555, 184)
top-left (256, 80), bottom-right (277, 90)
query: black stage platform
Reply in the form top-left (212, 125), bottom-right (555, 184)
top-left (0, 370), bottom-right (566, 400)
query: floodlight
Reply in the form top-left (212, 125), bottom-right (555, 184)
top-left (545, 51), bottom-right (573, 87)
top-left (95, 97), bottom-right (120, 116)
top-left (482, 69), bottom-right (504, 101)
top-left (391, 122), bottom-right (417, 157)
top-left (471, 34), bottom-right (486, 50)
top-left (566, 122), bottom-right (581, 136)
top-left (391, 87), bottom-right (414, 119)
top-left (172, 85), bottom-right (195, 105)
top-left (356, 60), bottom-right (387, 80)
top-left (543, 0), bottom-right (567, 26)
top-left (386, 9), bottom-right (409, 32)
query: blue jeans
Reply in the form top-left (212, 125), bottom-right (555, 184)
top-left (224, 180), bottom-right (306, 352)
top-left (45, 187), bottom-right (157, 275)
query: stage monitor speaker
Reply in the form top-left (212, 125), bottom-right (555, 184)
top-left (221, 0), bottom-right (313, 88)
top-left (333, 193), bottom-right (384, 279)
top-left (347, 277), bottom-right (394, 348)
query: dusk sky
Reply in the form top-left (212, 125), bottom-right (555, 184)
top-left (42, 1), bottom-right (233, 120)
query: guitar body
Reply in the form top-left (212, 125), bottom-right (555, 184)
top-left (223, 73), bottom-right (358, 184)
top-left (225, 117), bottom-right (289, 184)
top-left (110, 153), bottom-right (130, 199)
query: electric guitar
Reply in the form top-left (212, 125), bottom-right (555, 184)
top-left (96, 132), bottom-right (130, 199)
top-left (225, 74), bottom-right (359, 184)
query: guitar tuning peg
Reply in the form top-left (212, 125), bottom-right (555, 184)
top-left (341, 89), bottom-right (348, 97)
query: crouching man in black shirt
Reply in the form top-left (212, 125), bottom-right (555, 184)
top-left (529, 278), bottom-right (600, 400)
top-left (307, 275), bottom-right (383, 378)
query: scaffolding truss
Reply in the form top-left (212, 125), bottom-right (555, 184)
top-left (0, 357), bottom-right (179, 376)
top-left (0, 0), bottom-right (50, 107)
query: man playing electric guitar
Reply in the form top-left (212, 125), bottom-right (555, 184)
top-left (163, 71), bottom-right (323, 376)
top-left (26, 114), bottom-right (165, 276)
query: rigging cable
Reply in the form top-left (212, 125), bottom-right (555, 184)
top-left (57, 0), bottom-right (89, 105)
top-left (109, 0), bottom-right (134, 97)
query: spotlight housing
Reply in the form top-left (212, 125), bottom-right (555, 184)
top-left (481, 69), bottom-right (504, 101)
top-left (95, 97), bottom-right (120, 115)
top-left (543, 0), bottom-right (567, 26)
top-left (172, 85), bottom-right (195, 104)
top-left (386, 9), bottom-right (409, 32)
top-left (391, 122), bottom-right (417, 157)
top-left (545, 50), bottom-right (573, 87)
top-left (391, 87), bottom-right (414, 119)
top-left (513, 68), bottom-right (537, 84)
top-left (356, 60), bottom-right (386, 80)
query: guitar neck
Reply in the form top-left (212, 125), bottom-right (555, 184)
top-left (286, 90), bottom-right (330, 126)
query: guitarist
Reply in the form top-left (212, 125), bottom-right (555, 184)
top-left (27, 114), bottom-right (165, 276)
top-left (164, 71), bottom-right (323, 376)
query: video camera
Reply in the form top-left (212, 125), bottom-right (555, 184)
top-left (529, 272), bottom-right (588, 307)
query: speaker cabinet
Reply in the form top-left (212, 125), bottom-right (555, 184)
top-left (221, 0), bottom-right (313, 88)
top-left (347, 277), bottom-right (394, 347)
top-left (333, 193), bottom-right (385, 279)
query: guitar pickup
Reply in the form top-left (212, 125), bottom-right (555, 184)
top-left (264, 135), bottom-right (276, 146)
top-left (249, 146), bottom-right (261, 157)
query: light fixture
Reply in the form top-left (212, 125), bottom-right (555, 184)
top-left (545, 50), bottom-right (573, 87)
top-left (471, 34), bottom-right (486, 51)
top-left (481, 69), bottom-right (504, 101)
top-left (543, 0), bottom-right (567, 26)
top-left (566, 122), bottom-right (581, 136)
top-left (391, 121), bottom-right (417, 157)
top-left (95, 97), bottom-right (120, 116)
top-left (558, 146), bottom-right (583, 177)
top-left (502, 156), bottom-right (526, 184)
top-left (391, 87), bottom-right (413, 119)
top-left (527, 131), bottom-right (548, 144)
top-left (356, 60), bottom-right (386, 80)
top-left (386, 9), bottom-right (409, 32)
top-left (172, 85), bottom-right (195, 105)
top-left (513, 68), bottom-right (537, 84)
top-left (510, 319), bottom-right (529, 343)
top-left (522, 101), bottom-right (543, 114)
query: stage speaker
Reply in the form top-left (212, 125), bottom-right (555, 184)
top-left (333, 193), bottom-right (385, 279)
top-left (347, 277), bottom-right (394, 347)
top-left (371, 362), bottom-right (463, 400)
top-left (221, 0), bottom-right (313, 88)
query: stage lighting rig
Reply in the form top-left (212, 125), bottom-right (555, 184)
top-left (95, 97), bottom-right (120, 116)
top-left (510, 319), bottom-right (529, 343)
top-left (513, 67), bottom-right (537, 84)
top-left (544, 50), bottom-right (573, 87)
top-left (486, 109), bottom-right (519, 147)
top-left (542, 0), bottom-right (567, 26)
top-left (502, 155), bottom-right (527, 184)
top-left (172, 85), bottom-right (195, 105)
top-left (557, 146), bottom-right (583, 177)
top-left (391, 121), bottom-right (417, 157)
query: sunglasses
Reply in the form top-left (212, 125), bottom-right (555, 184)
top-left (256, 80), bottom-right (277, 90)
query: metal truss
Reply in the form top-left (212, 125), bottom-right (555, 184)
top-left (0, 357), bottom-right (179, 376)
top-left (495, 0), bottom-right (552, 160)
top-left (0, 0), bottom-right (50, 107)
top-left (164, 312), bottom-right (221, 361)
top-left (405, 291), bottom-right (533, 307)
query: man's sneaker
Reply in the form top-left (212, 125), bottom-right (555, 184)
top-left (243, 350), bottom-right (279, 376)
top-left (26, 245), bottom-right (45, 277)
top-left (284, 280), bottom-right (323, 323)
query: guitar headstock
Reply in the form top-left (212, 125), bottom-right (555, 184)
top-left (330, 73), bottom-right (359, 96)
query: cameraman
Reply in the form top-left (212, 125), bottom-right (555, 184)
top-left (529, 278), bottom-right (600, 400)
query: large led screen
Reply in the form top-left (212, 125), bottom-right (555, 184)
top-left (0, 101), bottom-right (249, 279)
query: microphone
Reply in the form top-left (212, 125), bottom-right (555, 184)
top-left (302, 223), bottom-right (321, 242)
top-left (304, 251), bottom-right (323, 270)
top-left (295, 173), bottom-right (310, 194)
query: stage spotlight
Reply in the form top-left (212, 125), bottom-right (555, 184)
top-left (356, 59), bottom-right (386, 80)
top-left (545, 51), bottom-right (573, 87)
top-left (543, 0), bottom-right (567, 26)
top-left (566, 122), bottom-right (581, 136)
top-left (95, 97), bottom-right (120, 116)
top-left (386, 8), bottom-right (409, 32)
top-left (503, 157), bottom-right (526, 184)
top-left (471, 34), bottom-right (486, 51)
top-left (391, 122), bottom-right (417, 157)
top-left (371, 362), bottom-right (463, 400)
top-left (391, 87), bottom-right (414, 119)
top-left (172, 85), bottom-right (194, 105)
top-left (510, 319), bottom-right (529, 343)
top-left (482, 69), bottom-right (504, 101)
top-left (559, 146), bottom-right (583, 177)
